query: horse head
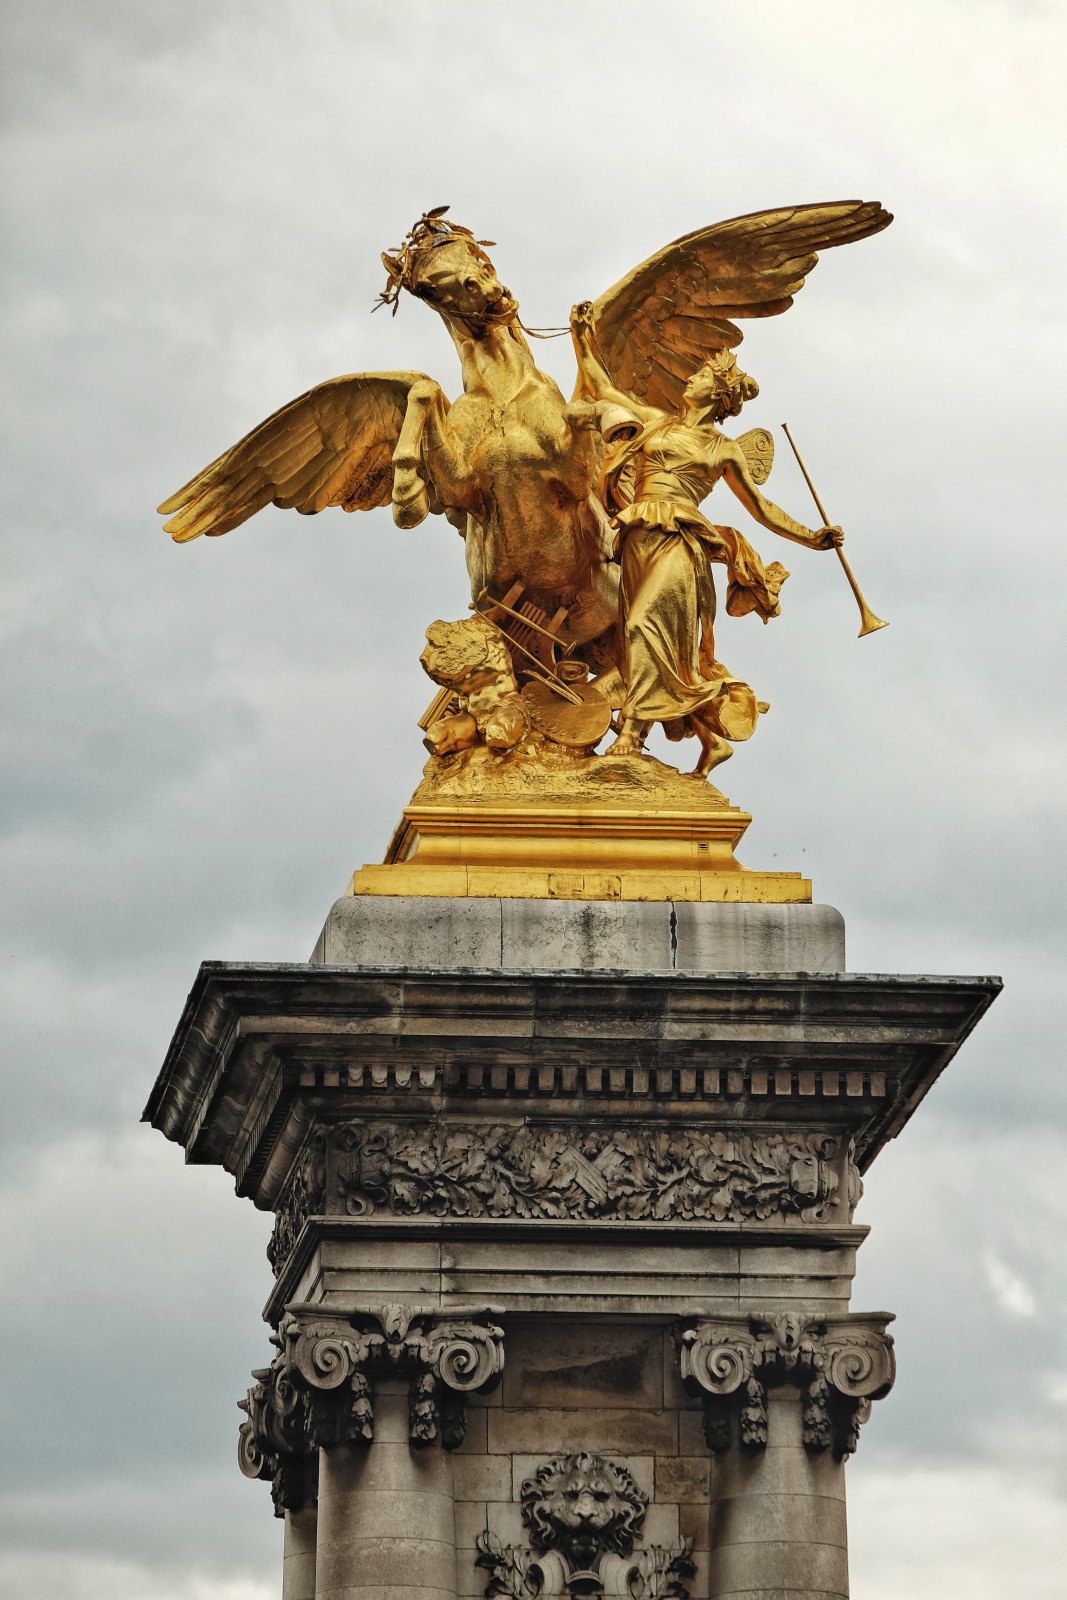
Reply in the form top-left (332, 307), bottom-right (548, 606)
top-left (380, 212), bottom-right (518, 334)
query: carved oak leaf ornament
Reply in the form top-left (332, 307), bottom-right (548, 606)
top-left (307, 1121), bottom-right (844, 1237)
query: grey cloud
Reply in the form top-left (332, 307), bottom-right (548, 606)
top-left (3, 0), bottom-right (1066, 1595)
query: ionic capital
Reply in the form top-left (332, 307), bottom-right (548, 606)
top-left (678, 1311), bottom-right (895, 1459)
top-left (237, 1362), bottom-right (318, 1516)
top-left (238, 1305), bottom-right (504, 1495)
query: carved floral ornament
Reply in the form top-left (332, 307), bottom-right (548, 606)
top-left (677, 1311), bottom-right (895, 1459)
top-left (238, 1306), bottom-right (503, 1512)
top-left (478, 1452), bottom-right (693, 1600)
top-left (266, 1129), bottom-right (326, 1274)
top-left (266, 1121), bottom-right (857, 1272)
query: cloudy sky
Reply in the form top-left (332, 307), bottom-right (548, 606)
top-left (2, 1), bottom-right (1065, 1595)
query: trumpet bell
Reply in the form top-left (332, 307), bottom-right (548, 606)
top-left (858, 612), bottom-right (889, 638)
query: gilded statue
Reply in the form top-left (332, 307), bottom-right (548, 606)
top-left (570, 311), bottom-right (843, 774)
top-left (159, 201), bottom-right (890, 782)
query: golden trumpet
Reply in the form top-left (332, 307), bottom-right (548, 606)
top-left (781, 423), bottom-right (888, 638)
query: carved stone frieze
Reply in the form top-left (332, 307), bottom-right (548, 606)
top-left (677, 1311), bottom-right (895, 1460)
top-left (238, 1306), bottom-right (504, 1502)
top-left (477, 1451), bottom-right (693, 1599)
top-left (267, 1129), bottom-right (326, 1275)
top-left (332, 1120), bottom-right (846, 1223)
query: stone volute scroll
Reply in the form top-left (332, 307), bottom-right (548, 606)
top-left (238, 1306), bottom-right (504, 1511)
top-left (477, 1451), bottom-right (694, 1600)
top-left (677, 1311), bottom-right (896, 1459)
top-left (238, 1359), bottom-right (319, 1517)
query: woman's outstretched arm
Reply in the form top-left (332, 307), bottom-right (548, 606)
top-left (721, 443), bottom-right (843, 550)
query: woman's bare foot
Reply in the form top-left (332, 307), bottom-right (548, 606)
top-left (693, 727), bottom-right (733, 777)
top-left (606, 715), bottom-right (647, 758)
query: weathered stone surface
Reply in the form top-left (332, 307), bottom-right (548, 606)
top-left (453, 1497), bottom-right (489, 1552)
top-left (453, 1453), bottom-right (511, 1502)
top-left (314, 1387), bottom-right (459, 1600)
top-left (655, 1455), bottom-right (713, 1502)
top-left (488, 1405), bottom-right (679, 1456)
top-left (281, 1507), bottom-right (316, 1600)
top-left (312, 895), bottom-right (847, 973)
top-left (147, 897), bottom-right (999, 1600)
top-left (501, 1321), bottom-right (663, 1410)
top-left (673, 903), bottom-right (845, 973)
top-left (710, 1492), bottom-right (847, 1546)
top-left (709, 1538), bottom-right (849, 1594)
top-left (679, 1500), bottom-right (711, 1553)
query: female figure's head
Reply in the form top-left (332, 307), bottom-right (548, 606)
top-left (683, 350), bottom-right (759, 422)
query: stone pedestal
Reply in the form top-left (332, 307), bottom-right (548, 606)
top-left (146, 896), bottom-right (998, 1599)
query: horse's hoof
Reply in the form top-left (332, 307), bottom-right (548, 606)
top-left (392, 481), bottom-right (430, 529)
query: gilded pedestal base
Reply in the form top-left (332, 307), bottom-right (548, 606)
top-left (350, 748), bottom-right (811, 903)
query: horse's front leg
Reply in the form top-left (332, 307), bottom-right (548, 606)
top-left (392, 380), bottom-right (452, 529)
top-left (559, 400), bottom-right (602, 498)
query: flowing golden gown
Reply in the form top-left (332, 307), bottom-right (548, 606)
top-left (606, 421), bottom-right (787, 735)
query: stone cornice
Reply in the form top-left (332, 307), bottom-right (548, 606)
top-left (144, 963), bottom-right (999, 1204)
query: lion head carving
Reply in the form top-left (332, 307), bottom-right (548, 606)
top-left (520, 1451), bottom-right (647, 1561)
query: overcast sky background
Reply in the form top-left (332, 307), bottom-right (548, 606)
top-left (2, 2), bottom-right (1065, 1596)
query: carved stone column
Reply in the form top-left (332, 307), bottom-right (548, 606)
top-left (678, 1312), bottom-right (895, 1600)
top-left (240, 1308), bottom-right (504, 1600)
top-left (283, 1510), bottom-right (319, 1600)
top-left (317, 1380), bottom-right (457, 1600)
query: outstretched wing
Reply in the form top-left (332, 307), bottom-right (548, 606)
top-left (736, 427), bottom-right (774, 486)
top-left (158, 371), bottom-right (430, 542)
top-left (587, 201), bottom-right (892, 414)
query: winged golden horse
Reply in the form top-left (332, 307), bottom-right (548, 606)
top-left (159, 202), bottom-right (890, 662)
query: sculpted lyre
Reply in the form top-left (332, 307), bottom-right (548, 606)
top-left (159, 201), bottom-right (890, 777)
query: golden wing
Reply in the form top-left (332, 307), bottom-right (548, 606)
top-left (736, 427), bottom-right (774, 486)
top-left (586, 201), bottom-right (892, 414)
top-left (158, 371), bottom-right (431, 542)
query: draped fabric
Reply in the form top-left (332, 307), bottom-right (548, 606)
top-left (603, 421), bottom-right (786, 730)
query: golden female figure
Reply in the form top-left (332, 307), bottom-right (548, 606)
top-left (571, 303), bottom-right (843, 774)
